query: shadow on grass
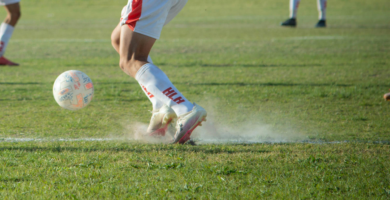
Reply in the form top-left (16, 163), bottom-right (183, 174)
top-left (0, 145), bottom-right (271, 154)
top-left (0, 177), bottom-right (29, 183)
top-left (181, 82), bottom-right (353, 87)
top-left (0, 82), bottom-right (42, 85)
top-left (0, 97), bottom-right (48, 101)
top-left (159, 63), bottom-right (322, 68)
top-left (94, 81), bottom-right (137, 85)
top-left (331, 25), bottom-right (390, 30)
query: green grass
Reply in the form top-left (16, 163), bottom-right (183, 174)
top-left (1, 142), bottom-right (389, 199)
top-left (0, 0), bottom-right (390, 198)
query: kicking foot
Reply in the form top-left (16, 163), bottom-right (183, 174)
top-left (171, 103), bottom-right (207, 144)
top-left (0, 56), bottom-right (19, 66)
top-left (315, 19), bottom-right (326, 28)
top-left (147, 104), bottom-right (177, 137)
top-left (281, 18), bottom-right (297, 27)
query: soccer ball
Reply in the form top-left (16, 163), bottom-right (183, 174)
top-left (53, 70), bottom-right (94, 110)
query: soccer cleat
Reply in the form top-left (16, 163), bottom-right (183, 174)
top-left (281, 18), bottom-right (297, 27)
top-left (315, 19), bottom-right (326, 28)
top-left (0, 56), bottom-right (19, 66)
top-left (146, 104), bottom-right (177, 137)
top-left (171, 103), bottom-right (207, 144)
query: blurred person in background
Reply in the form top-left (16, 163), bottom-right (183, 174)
top-left (0, 0), bottom-right (20, 66)
top-left (281, 0), bottom-right (327, 28)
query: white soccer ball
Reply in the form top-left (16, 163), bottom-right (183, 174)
top-left (53, 70), bottom-right (94, 110)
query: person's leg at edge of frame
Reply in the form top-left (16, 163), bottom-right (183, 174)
top-left (0, 2), bottom-right (20, 66)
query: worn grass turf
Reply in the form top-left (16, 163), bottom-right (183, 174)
top-left (0, 0), bottom-right (389, 198)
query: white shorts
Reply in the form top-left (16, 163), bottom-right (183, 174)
top-left (120, 0), bottom-right (187, 39)
top-left (0, 0), bottom-right (20, 6)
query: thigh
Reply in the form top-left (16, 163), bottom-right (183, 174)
top-left (120, 0), bottom-right (173, 39)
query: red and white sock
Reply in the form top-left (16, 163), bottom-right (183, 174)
top-left (138, 56), bottom-right (165, 110)
top-left (317, 0), bottom-right (327, 20)
top-left (135, 63), bottom-right (194, 116)
top-left (0, 23), bottom-right (14, 57)
top-left (289, 0), bottom-right (300, 19)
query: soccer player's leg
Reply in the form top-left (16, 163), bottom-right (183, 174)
top-left (111, 15), bottom-right (174, 137)
top-left (116, 25), bottom-right (176, 137)
top-left (281, 0), bottom-right (299, 27)
top-left (0, 1), bottom-right (20, 66)
top-left (119, 26), bottom-right (199, 141)
top-left (315, 0), bottom-right (327, 28)
top-left (119, 1), bottom-right (206, 143)
top-left (111, 23), bottom-right (154, 64)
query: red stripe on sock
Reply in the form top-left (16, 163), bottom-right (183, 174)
top-left (125, 0), bottom-right (143, 31)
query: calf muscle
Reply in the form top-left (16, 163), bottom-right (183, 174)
top-left (119, 25), bottom-right (156, 77)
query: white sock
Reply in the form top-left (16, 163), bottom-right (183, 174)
top-left (0, 23), bottom-right (14, 57)
top-left (289, 0), bottom-right (300, 19)
top-left (138, 55), bottom-right (165, 110)
top-left (317, 0), bottom-right (327, 20)
top-left (139, 82), bottom-right (165, 110)
top-left (135, 63), bottom-right (194, 116)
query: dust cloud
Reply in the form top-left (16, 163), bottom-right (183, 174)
top-left (192, 116), bottom-right (304, 144)
top-left (123, 113), bottom-right (305, 145)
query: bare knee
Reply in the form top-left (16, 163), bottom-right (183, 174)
top-left (5, 9), bottom-right (21, 26)
top-left (111, 33), bottom-right (120, 51)
top-left (110, 33), bottom-right (119, 46)
top-left (111, 24), bottom-right (121, 53)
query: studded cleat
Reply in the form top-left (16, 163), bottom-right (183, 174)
top-left (171, 103), bottom-right (207, 144)
top-left (315, 19), bottom-right (326, 28)
top-left (0, 56), bottom-right (19, 66)
top-left (281, 18), bottom-right (297, 27)
top-left (147, 104), bottom-right (177, 137)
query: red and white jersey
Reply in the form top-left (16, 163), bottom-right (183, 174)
top-left (0, 0), bottom-right (20, 6)
top-left (120, 0), bottom-right (187, 39)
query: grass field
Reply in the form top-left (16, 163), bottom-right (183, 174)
top-left (0, 0), bottom-right (390, 198)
